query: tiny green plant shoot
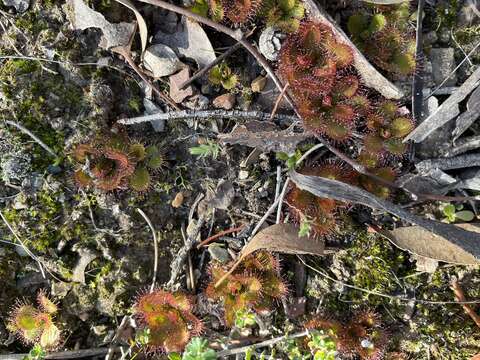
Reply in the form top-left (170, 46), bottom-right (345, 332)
top-left (189, 140), bottom-right (221, 159)
top-left (440, 203), bottom-right (475, 223)
top-left (7, 291), bottom-right (61, 350)
top-left (208, 63), bottom-right (238, 90)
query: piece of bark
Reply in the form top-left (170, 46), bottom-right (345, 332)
top-left (416, 153), bottom-right (480, 173)
top-left (378, 224), bottom-right (480, 265)
top-left (441, 134), bottom-right (480, 157)
top-left (453, 85), bottom-right (480, 141)
top-left (290, 171), bottom-right (480, 259)
top-left (218, 121), bottom-right (310, 155)
top-left (405, 66), bottom-right (480, 143)
top-left (303, 0), bottom-right (403, 99)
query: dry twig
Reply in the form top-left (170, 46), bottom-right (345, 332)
top-left (451, 279), bottom-right (480, 328)
top-left (136, 208), bottom-right (158, 292)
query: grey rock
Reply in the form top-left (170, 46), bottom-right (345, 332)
top-left (208, 245), bottom-right (230, 264)
top-left (430, 48), bottom-right (457, 86)
top-left (143, 44), bottom-right (183, 78)
top-left (437, 28), bottom-right (451, 44)
top-left (213, 93), bottom-right (236, 110)
top-left (154, 17), bottom-right (216, 68)
top-left (423, 31), bottom-right (438, 46)
top-left (1, 152), bottom-right (31, 184)
top-left (2, 0), bottom-right (29, 13)
top-left (259, 26), bottom-right (286, 61)
top-left (21, 173), bottom-right (44, 194)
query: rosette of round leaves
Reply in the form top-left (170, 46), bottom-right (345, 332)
top-left (285, 162), bottom-right (357, 237)
top-left (133, 290), bottom-right (203, 353)
top-left (72, 135), bottom-right (165, 192)
top-left (298, 74), bottom-right (361, 141)
top-left (304, 310), bottom-right (387, 360)
top-left (208, 63), bottom-right (238, 90)
top-left (363, 100), bottom-right (415, 158)
top-left (206, 0), bottom-right (262, 24)
top-left (347, 2), bottom-right (416, 76)
top-left (205, 250), bottom-right (287, 327)
top-left (7, 291), bottom-right (61, 350)
top-left (279, 21), bottom-right (354, 100)
top-left (260, 0), bottom-right (305, 32)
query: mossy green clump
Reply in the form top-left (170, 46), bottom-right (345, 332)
top-left (2, 186), bottom-right (93, 254)
top-left (0, 59), bottom-right (87, 170)
top-left (400, 267), bottom-right (480, 358)
top-left (261, 0), bottom-right (305, 32)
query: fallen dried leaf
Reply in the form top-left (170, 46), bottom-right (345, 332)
top-left (378, 225), bottom-right (480, 265)
top-left (215, 223), bottom-right (323, 287)
top-left (289, 171), bottom-right (480, 260)
top-left (218, 121), bottom-right (309, 155)
top-left (169, 67), bottom-right (194, 103)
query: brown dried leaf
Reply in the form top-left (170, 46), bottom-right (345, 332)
top-left (214, 223), bottom-right (323, 287)
top-left (218, 121), bottom-right (309, 154)
top-left (241, 223), bottom-right (324, 257)
top-left (377, 224), bottom-right (480, 265)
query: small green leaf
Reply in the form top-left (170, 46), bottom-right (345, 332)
top-left (442, 204), bottom-right (456, 217)
top-left (455, 210), bottom-right (475, 222)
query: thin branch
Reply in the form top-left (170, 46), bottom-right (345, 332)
top-left (181, 223), bottom-right (195, 292)
top-left (136, 0), bottom-right (296, 109)
top-left (269, 83), bottom-right (290, 121)
top-left (216, 330), bottom-right (310, 357)
top-left (196, 224), bottom-right (246, 248)
top-left (114, 46), bottom-right (180, 110)
top-left (136, 208), bottom-right (158, 292)
top-left (179, 42), bottom-right (243, 90)
top-left (412, 0), bottom-right (424, 120)
top-left (117, 109), bottom-right (298, 125)
top-left (425, 39), bottom-right (480, 101)
top-left (299, 256), bottom-right (480, 305)
top-left (5, 120), bottom-right (57, 157)
top-left (0, 211), bottom-right (46, 279)
top-left (451, 279), bottom-right (480, 328)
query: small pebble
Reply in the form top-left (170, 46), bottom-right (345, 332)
top-left (208, 245), bottom-right (230, 264)
top-left (251, 76), bottom-right (267, 92)
top-left (239, 170), bottom-right (249, 180)
top-left (213, 93), bottom-right (236, 110)
top-left (171, 192), bottom-right (184, 208)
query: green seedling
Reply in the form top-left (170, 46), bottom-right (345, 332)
top-left (189, 140), bottom-right (221, 159)
top-left (441, 203), bottom-right (475, 223)
top-left (208, 63), bottom-right (238, 90)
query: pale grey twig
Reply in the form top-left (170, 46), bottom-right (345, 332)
top-left (0, 211), bottom-right (46, 279)
top-left (5, 120), bottom-right (57, 157)
top-left (136, 208), bottom-right (158, 292)
top-left (216, 330), bottom-right (310, 357)
top-left (117, 110), bottom-right (299, 125)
